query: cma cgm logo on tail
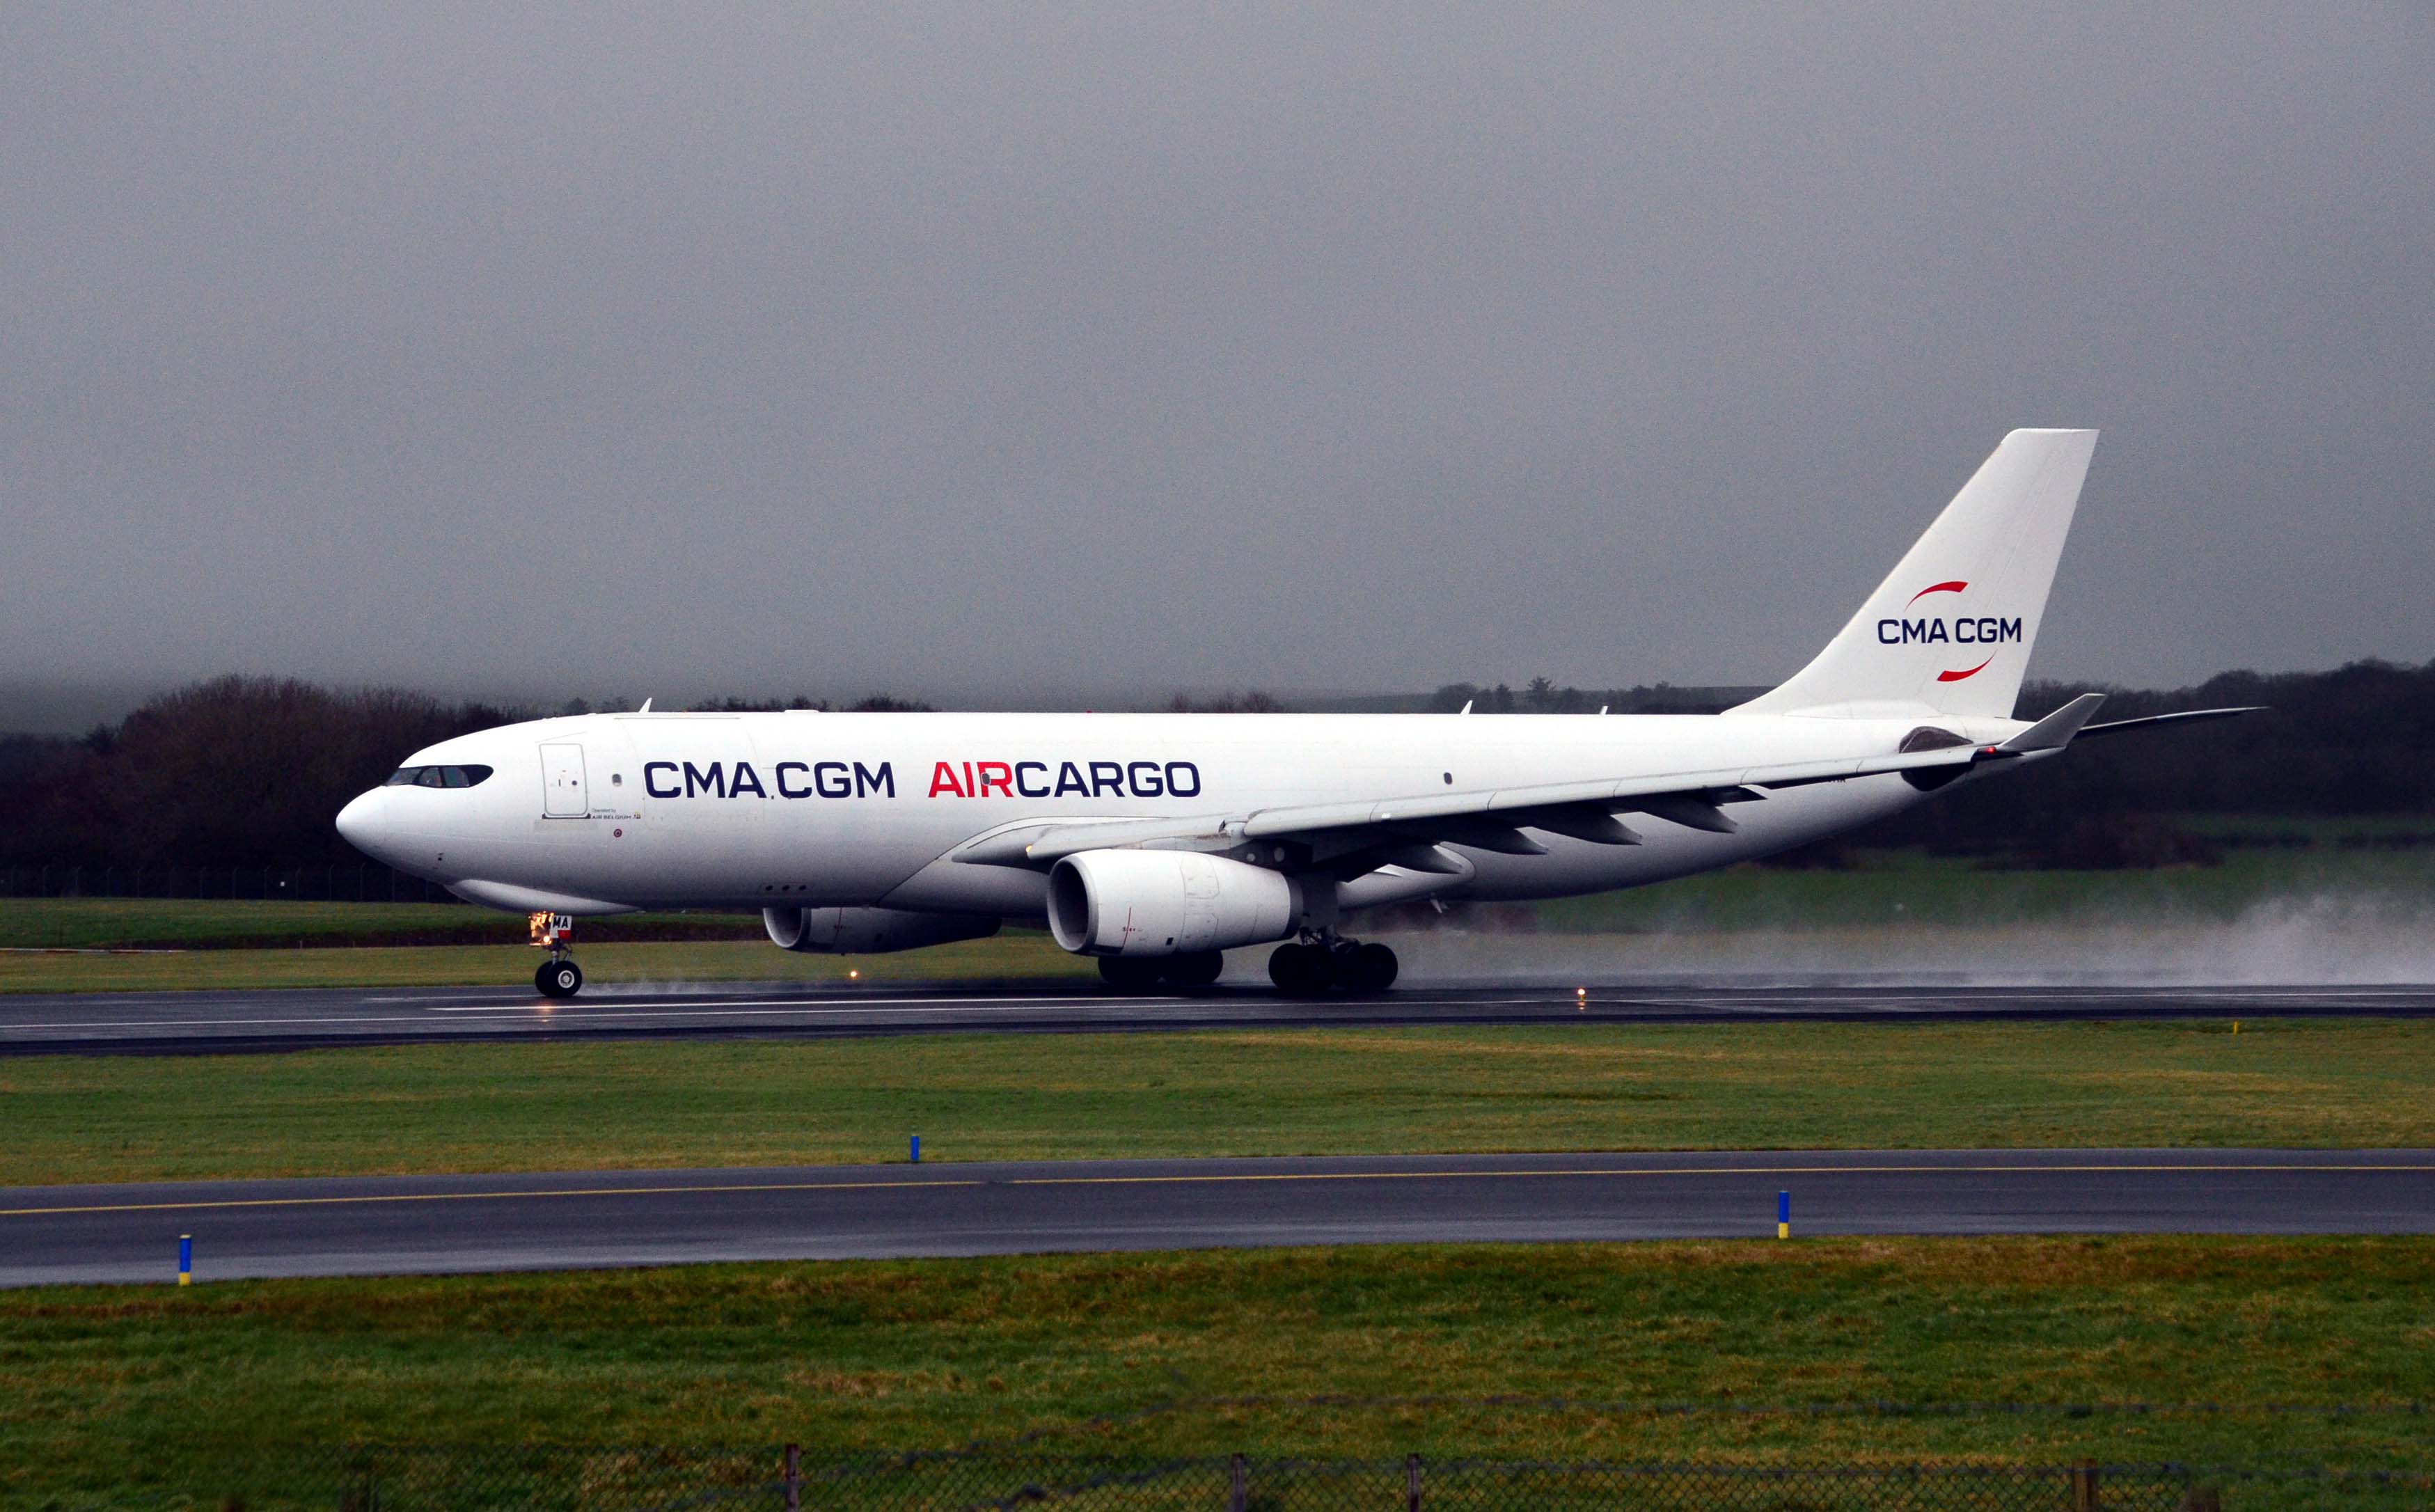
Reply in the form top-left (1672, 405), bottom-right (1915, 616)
top-left (1878, 581), bottom-right (2022, 684)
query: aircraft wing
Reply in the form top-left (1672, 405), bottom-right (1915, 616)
top-left (951, 743), bottom-right (1989, 872)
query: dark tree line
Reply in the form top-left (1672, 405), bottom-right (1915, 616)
top-left (2, 662), bottom-right (2429, 870)
top-left (1424, 679), bottom-right (1763, 715)
top-left (3, 678), bottom-right (528, 869)
top-left (1861, 659), bottom-right (2435, 856)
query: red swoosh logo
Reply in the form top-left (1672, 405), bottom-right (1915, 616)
top-left (1907, 580), bottom-right (1968, 606)
top-left (1937, 654), bottom-right (1996, 683)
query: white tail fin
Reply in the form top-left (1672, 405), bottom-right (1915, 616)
top-left (1730, 428), bottom-right (2097, 720)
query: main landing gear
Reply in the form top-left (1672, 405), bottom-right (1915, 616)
top-left (530, 912), bottom-right (583, 999)
top-left (1098, 951), bottom-right (1225, 991)
top-left (1268, 934), bottom-right (1398, 996)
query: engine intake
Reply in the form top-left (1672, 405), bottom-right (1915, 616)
top-left (764, 906), bottom-right (999, 954)
top-left (1046, 849), bottom-right (1300, 957)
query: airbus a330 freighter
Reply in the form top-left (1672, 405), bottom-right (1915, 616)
top-left (339, 429), bottom-right (2251, 998)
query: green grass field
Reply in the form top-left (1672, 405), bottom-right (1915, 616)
top-left (6, 1238), bottom-right (2431, 1508)
top-left (1535, 837), bottom-right (2435, 933)
top-left (8, 1018), bottom-right (2430, 1186)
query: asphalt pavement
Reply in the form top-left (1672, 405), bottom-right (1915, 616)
top-left (4, 1149), bottom-right (2428, 1286)
top-left (5, 979), bottom-right (2432, 1054)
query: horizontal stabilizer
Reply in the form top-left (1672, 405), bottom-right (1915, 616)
top-left (2076, 707), bottom-right (2266, 741)
top-left (1998, 693), bottom-right (2106, 753)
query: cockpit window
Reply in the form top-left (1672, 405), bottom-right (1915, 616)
top-left (384, 764), bottom-right (494, 789)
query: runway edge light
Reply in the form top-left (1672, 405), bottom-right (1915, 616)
top-left (178, 1234), bottom-right (191, 1286)
top-left (1777, 1190), bottom-right (1790, 1241)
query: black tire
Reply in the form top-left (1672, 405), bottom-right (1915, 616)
top-left (536, 959), bottom-right (583, 998)
top-left (1097, 955), bottom-right (1164, 990)
top-left (1349, 941), bottom-right (1398, 993)
top-left (1268, 943), bottom-right (1328, 996)
top-left (1166, 950), bottom-right (1225, 988)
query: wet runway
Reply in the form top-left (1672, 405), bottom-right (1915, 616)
top-left (1, 979), bottom-right (2431, 1054)
top-left (5, 1148), bottom-right (2427, 1286)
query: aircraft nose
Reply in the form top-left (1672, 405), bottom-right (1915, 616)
top-left (336, 789), bottom-right (393, 860)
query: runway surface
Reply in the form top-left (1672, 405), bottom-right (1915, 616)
top-left (4, 1149), bottom-right (2427, 1286)
top-left (5, 979), bottom-right (2433, 1054)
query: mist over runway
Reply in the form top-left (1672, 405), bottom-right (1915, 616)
top-left (5, 1149), bottom-right (2428, 1288)
top-left (3, 979), bottom-right (2432, 1055)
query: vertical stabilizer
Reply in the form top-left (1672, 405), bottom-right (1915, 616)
top-left (1730, 428), bottom-right (2097, 719)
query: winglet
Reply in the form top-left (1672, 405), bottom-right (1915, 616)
top-left (1998, 692), bottom-right (2106, 753)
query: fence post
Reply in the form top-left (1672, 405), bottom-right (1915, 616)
top-left (2071, 1463), bottom-right (2099, 1511)
top-left (1406, 1452), bottom-right (1422, 1511)
top-left (1229, 1453), bottom-right (1247, 1512)
top-left (782, 1442), bottom-right (801, 1512)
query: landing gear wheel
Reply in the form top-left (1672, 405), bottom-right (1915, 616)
top-left (1165, 950), bottom-right (1224, 988)
top-left (1337, 941), bottom-right (1398, 993)
top-left (1267, 942), bottom-right (1330, 997)
top-left (535, 959), bottom-right (583, 999)
top-left (1097, 956), bottom-right (1165, 991)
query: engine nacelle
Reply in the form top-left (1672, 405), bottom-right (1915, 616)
top-left (1046, 849), bottom-right (1300, 957)
top-left (764, 906), bottom-right (1000, 954)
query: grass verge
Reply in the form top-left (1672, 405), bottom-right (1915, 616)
top-left (5, 1238), bottom-right (2431, 1508)
top-left (1534, 842), bottom-right (2435, 933)
top-left (6, 1019), bottom-right (2431, 1186)
top-left (0, 933), bottom-right (1090, 995)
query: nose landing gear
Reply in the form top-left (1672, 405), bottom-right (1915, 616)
top-left (1268, 934), bottom-right (1398, 996)
top-left (530, 912), bottom-right (583, 999)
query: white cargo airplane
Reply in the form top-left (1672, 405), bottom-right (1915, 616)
top-left (339, 429), bottom-right (2253, 998)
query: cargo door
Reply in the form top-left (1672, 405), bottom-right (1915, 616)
top-left (540, 742), bottom-right (590, 818)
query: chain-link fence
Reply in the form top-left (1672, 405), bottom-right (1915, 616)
top-left (126, 1447), bottom-right (2427, 1512)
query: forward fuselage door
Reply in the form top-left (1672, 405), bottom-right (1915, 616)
top-left (540, 742), bottom-right (590, 818)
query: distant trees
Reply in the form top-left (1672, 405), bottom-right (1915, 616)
top-left (1166, 691), bottom-right (1287, 713)
top-left (1, 677), bottom-right (525, 869)
top-left (1424, 680), bottom-right (1758, 714)
top-left (1867, 659), bottom-right (2435, 856)
top-left (688, 694), bottom-right (934, 713)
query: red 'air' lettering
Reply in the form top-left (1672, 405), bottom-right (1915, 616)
top-left (928, 762), bottom-right (968, 798)
top-left (977, 761), bottom-right (1013, 796)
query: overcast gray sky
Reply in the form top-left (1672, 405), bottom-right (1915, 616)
top-left (4, 3), bottom-right (2430, 709)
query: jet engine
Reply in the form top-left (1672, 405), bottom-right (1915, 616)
top-left (1047, 849), bottom-right (1300, 957)
top-left (764, 906), bottom-right (1000, 954)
